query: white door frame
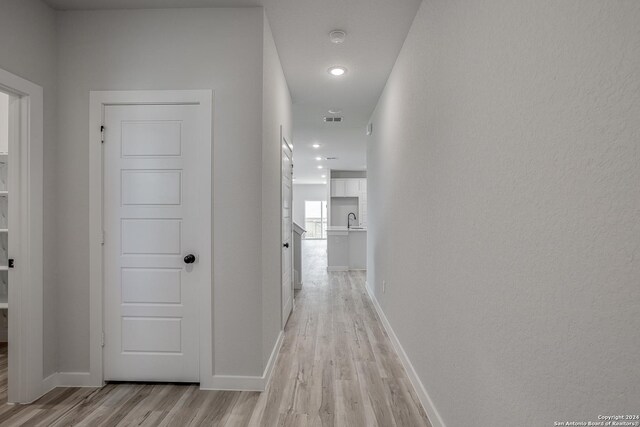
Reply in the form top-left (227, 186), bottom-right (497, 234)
top-left (281, 132), bottom-right (293, 328)
top-left (0, 67), bottom-right (44, 403)
top-left (89, 90), bottom-right (213, 387)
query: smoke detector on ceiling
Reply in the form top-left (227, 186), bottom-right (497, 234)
top-left (329, 30), bottom-right (347, 44)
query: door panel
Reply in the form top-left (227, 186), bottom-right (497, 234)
top-left (121, 121), bottom-right (182, 157)
top-left (121, 170), bottom-right (182, 206)
top-left (282, 139), bottom-right (293, 327)
top-left (121, 268), bottom-right (182, 304)
top-left (104, 104), bottom-right (201, 382)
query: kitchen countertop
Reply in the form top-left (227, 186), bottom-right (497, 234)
top-left (326, 226), bottom-right (367, 232)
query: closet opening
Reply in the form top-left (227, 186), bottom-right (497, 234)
top-left (0, 66), bottom-right (45, 404)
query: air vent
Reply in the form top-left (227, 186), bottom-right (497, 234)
top-left (326, 157), bottom-right (338, 160)
top-left (324, 116), bottom-right (343, 123)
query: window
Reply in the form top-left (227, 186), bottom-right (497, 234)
top-left (304, 200), bottom-right (328, 239)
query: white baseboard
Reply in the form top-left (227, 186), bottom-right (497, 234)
top-left (205, 374), bottom-right (266, 391)
top-left (57, 372), bottom-right (96, 387)
top-left (41, 331), bottom-right (285, 394)
top-left (365, 282), bottom-right (446, 427)
top-left (261, 329), bottom-right (284, 389)
top-left (41, 373), bottom-right (59, 398)
top-left (40, 371), bottom-right (97, 397)
top-left (42, 372), bottom-right (97, 390)
top-left (202, 330), bottom-right (284, 392)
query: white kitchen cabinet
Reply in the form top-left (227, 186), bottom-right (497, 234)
top-left (345, 179), bottom-right (360, 197)
top-left (331, 179), bottom-right (346, 197)
top-left (327, 228), bottom-right (367, 271)
top-left (331, 177), bottom-right (367, 225)
top-left (332, 178), bottom-right (366, 198)
top-left (358, 178), bottom-right (367, 196)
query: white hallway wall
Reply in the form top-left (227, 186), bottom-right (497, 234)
top-left (56, 7), bottom-right (279, 377)
top-left (292, 184), bottom-right (327, 226)
top-left (0, 0), bottom-right (59, 377)
top-left (262, 11), bottom-right (293, 368)
top-left (368, 0), bottom-right (640, 426)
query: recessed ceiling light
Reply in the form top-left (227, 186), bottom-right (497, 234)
top-left (322, 181), bottom-right (327, 185)
top-left (329, 30), bottom-right (346, 44)
top-left (312, 143), bottom-right (320, 148)
top-left (315, 157), bottom-right (322, 161)
top-left (328, 108), bottom-right (342, 115)
top-left (328, 66), bottom-right (347, 76)
top-left (317, 165), bottom-right (323, 169)
top-left (321, 175), bottom-right (326, 178)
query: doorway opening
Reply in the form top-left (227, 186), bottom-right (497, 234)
top-left (0, 67), bottom-right (44, 404)
top-left (304, 200), bottom-right (328, 240)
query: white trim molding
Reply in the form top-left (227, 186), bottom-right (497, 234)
top-left (89, 90), bottom-right (214, 388)
top-left (203, 330), bottom-right (284, 392)
top-left (41, 372), bottom-right (96, 390)
top-left (365, 282), bottom-right (446, 427)
top-left (0, 67), bottom-right (45, 404)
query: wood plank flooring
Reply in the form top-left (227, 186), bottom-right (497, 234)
top-left (0, 240), bottom-right (431, 426)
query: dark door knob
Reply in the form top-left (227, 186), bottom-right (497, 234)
top-left (184, 254), bottom-right (196, 264)
top-left (283, 243), bottom-right (289, 248)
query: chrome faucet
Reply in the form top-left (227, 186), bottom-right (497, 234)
top-left (347, 212), bottom-right (357, 229)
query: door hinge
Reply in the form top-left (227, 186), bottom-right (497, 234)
top-left (101, 332), bottom-right (105, 347)
top-left (100, 125), bottom-right (105, 143)
top-left (101, 230), bottom-right (105, 246)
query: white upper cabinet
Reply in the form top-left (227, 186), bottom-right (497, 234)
top-left (331, 179), bottom-right (346, 197)
top-left (358, 178), bottom-right (367, 197)
top-left (345, 179), bottom-right (360, 197)
top-left (331, 178), bottom-right (367, 198)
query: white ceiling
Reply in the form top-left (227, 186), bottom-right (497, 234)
top-left (42, 0), bottom-right (421, 184)
top-left (266, 0), bottom-right (421, 183)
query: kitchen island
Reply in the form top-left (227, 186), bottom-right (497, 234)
top-left (327, 227), bottom-right (367, 271)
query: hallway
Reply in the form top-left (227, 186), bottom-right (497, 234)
top-left (0, 246), bottom-right (430, 426)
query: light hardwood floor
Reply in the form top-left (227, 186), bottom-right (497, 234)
top-left (0, 240), bottom-right (431, 426)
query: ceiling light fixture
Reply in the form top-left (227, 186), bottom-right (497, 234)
top-left (329, 30), bottom-right (346, 44)
top-left (312, 143), bottom-right (320, 148)
top-left (328, 66), bottom-right (347, 76)
top-left (328, 108), bottom-right (342, 115)
top-left (317, 165), bottom-right (323, 169)
top-left (321, 175), bottom-right (326, 178)
top-left (315, 157), bottom-right (322, 161)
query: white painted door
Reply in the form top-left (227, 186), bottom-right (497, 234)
top-left (282, 138), bottom-right (293, 327)
top-left (103, 104), bottom-right (205, 382)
